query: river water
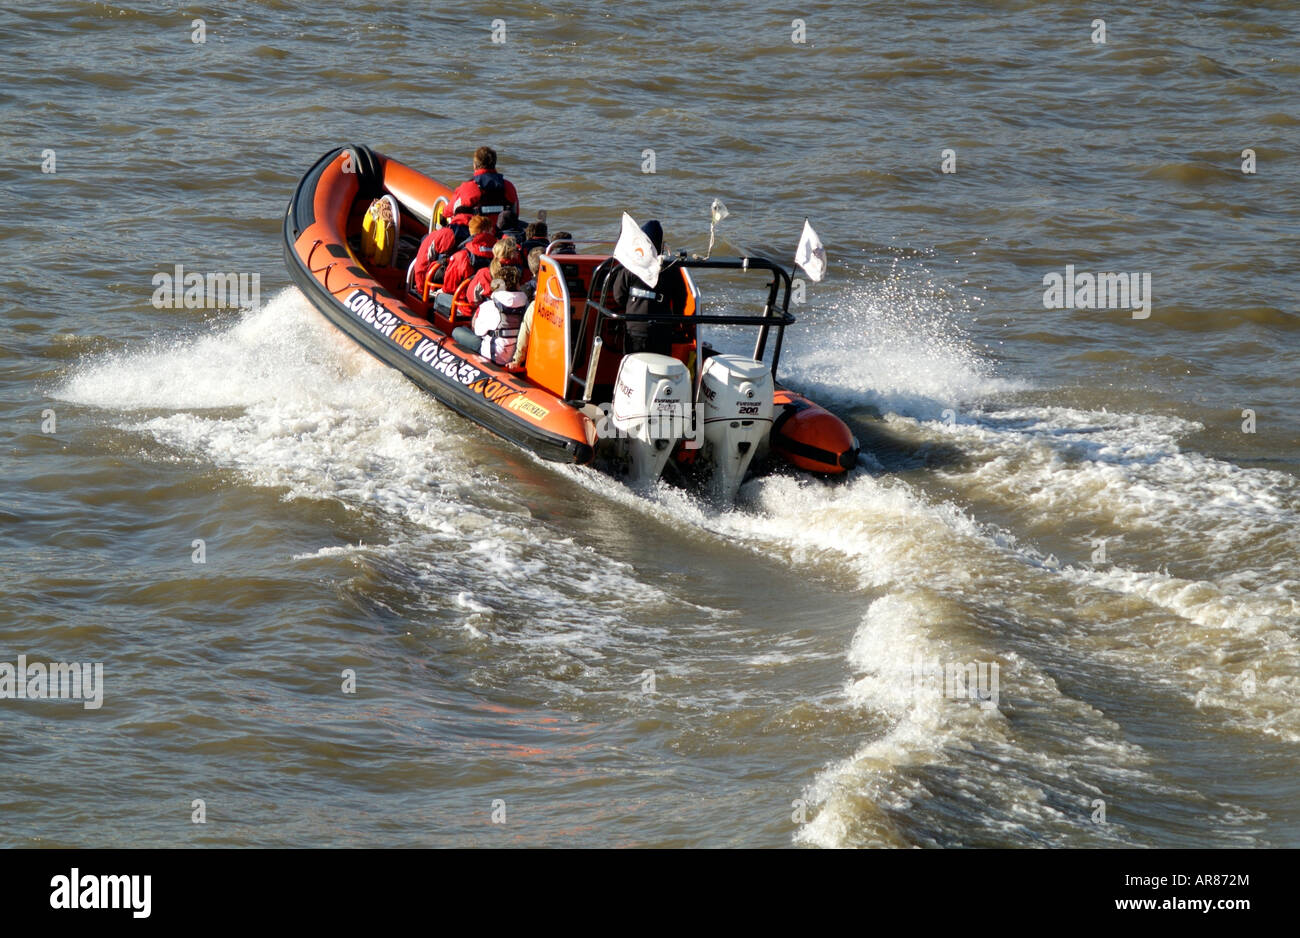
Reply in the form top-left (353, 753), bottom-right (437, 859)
top-left (2, 0), bottom-right (1297, 847)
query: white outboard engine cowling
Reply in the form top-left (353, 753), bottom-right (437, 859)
top-left (700, 354), bottom-right (774, 502)
top-left (610, 353), bottom-right (693, 489)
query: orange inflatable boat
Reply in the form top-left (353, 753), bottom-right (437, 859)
top-left (283, 145), bottom-right (858, 500)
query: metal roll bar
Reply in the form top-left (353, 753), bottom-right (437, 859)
top-left (567, 254), bottom-right (796, 400)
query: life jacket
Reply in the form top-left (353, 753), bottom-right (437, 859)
top-left (469, 172), bottom-right (508, 216)
top-left (621, 262), bottom-right (683, 347)
top-left (442, 234), bottom-right (498, 306)
top-left (466, 238), bottom-right (494, 272)
top-left (624, 265), bottom-right (676, 317)
top-left (480, 291), bottom-right (528, 365)
top-left (628, 285), bottom-right (664, 304)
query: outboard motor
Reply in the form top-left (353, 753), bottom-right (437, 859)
top-left (699, 354), bottom-right (774, 502)
top-left (610, 353), bottom-right (693, 489)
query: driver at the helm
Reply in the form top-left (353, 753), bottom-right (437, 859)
top-left (606, 220), bottom-right (687, 356)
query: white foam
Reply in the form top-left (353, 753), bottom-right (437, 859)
top-left (779, 264), bottom-right (1027, 418)
top-left (290, 543), bottom-right (370, 561)
top-left (60, 290), bottom-right (376, 412)
top-left (794, 592), bottom-right (1162, 848)
top-left (55, 290), bottom-right (692, 661)
top-left (928, 405), bottom-right (1298, 533)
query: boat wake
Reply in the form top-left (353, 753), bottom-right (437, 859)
top-left (55, 279), bottom-right (1296, 847)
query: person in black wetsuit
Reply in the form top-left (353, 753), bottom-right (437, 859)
top-left (604, 220), bottom-right (687, 356)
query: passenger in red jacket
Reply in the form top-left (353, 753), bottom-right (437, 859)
top-left (439, 215), bottom-right (499, 301)
top-left (410, 222), bottom-right (460, 296)
top-left (447, 146), bottom-right (520, 241)
top-left (464, 237), bottom-right (534, 306)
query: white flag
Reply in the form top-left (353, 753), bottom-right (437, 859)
top-left (794, 219), bottom-right (826, 282)
top-left (614, 212), bottom-right (661, 288)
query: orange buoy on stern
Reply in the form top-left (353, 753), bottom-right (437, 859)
top-left (771, 396), bottom-right (858, 474)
